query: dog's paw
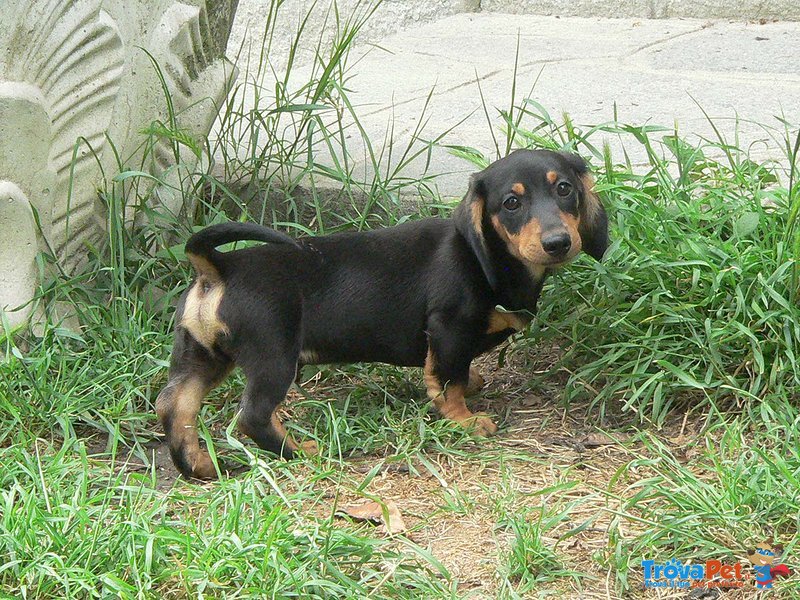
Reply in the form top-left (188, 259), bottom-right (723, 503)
top-left (298, 440), bottom-right (319, 456)
top-left (460, 412), bottom-right (498, 437)
top-left (188, 450), bottom-right (218, 480)
top-left (465, 367), bottom-right (486, 397)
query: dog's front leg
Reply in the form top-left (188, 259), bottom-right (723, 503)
top-left (423, 322), bottom-right (497, 436)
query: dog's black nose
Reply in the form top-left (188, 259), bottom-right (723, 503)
top-left (541, 232), bottom-right (571, 257)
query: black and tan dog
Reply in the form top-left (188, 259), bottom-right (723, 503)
top-left (156, 149), bottom-right (608, 478)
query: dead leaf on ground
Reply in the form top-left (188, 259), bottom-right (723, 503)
top-left (338, 499), bottom-right (407, 534)
top-left (580, 432), bottom-right (624, 448)
top-left (520, 393), bottom-right (543, 407)
top-left (566, 538), bottom-right (583, 551)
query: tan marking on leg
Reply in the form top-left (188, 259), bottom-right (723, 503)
top-left (424, 349), bottom-right (497, 436)
top-left (424, 348), bottom-right (442, 399)
top-left (546, 170), bottom-right (558, 184)
top-left (434, 383), bottom-right (471, 420)
top-left (298, 440), bottom-right (319, 454)
top-left (269, 412), bottom-right (297, 452)
top-left (180, 279), bottom-right (229, 351)
top-left (511, 182), bottom-right (526, 196)
top-left (156, 377), bottom-right (216, 479)
top-left (270, 412), bottom-right (318, 455)
top-left (465, 366), bottom-right (485, 397)
top-left (487, 310), bottom-right (530, 334)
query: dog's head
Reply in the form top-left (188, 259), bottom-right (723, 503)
top-left (454, 149), bottom-right (608, 288)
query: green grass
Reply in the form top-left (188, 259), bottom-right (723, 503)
top-left (497, 505), bottom-right (578, 593)
top-left (0, 436), bottom-right (454, 598)
top-left (2, 1), bottom-right (800, 598)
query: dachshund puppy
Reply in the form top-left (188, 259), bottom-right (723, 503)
top-left (156, 149), bottom-right (608, 478)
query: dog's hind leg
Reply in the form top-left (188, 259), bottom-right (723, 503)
top-left (156, 330), bottom-right (232, 479)
top-left (237, 354), bottom-right (318, 460)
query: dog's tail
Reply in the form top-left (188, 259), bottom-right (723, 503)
top-left (185, 222), bottom-right (299, 280)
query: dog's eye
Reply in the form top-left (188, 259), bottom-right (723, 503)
top-left (502, 195), bottom-right (521, 211)
top-left (556, 181), bottom-right (572, 197)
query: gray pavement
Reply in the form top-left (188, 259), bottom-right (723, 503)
top-left (224, 14), bottom-right (800, 199)
top-left (482, 0), bottom-right (800, 20)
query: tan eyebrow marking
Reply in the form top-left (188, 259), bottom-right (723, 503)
top-left (511, 182), bottom-right (525, 195)
top-left (546, 171), bottom-right (558, 184)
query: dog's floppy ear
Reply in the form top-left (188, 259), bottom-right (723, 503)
top-left (454, 173), bottom-right (497, 289)
top-left (562, 152), bottom-right (609, 261)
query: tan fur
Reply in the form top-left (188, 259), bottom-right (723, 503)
top-left (515, 219), bottom-right (545, 262)
top-left (156, 377), bottom-right (216, 479)
top-left (470, 198), bottom-right (483, 234)
top-left (423, 348), bottom-right (442, 399)
top-left (546, 170), bottom-right (558, 184)
top-left (490, 215), bottom-right (548, 277)
top-left (487, 310), bottom-right (529, 334)
top-left (491, 213), bottom-right (580, 272)
top-left (466, 366), bottom-right (485, 396)
top-left (299, 350), bottom-right (320, 364)
top-left (511, 182), bottom-right (526, 195)
top-left (187, 254), bottom-right (220, 282)
top-left (269, 412), bottom-right (319, 455)
top-left (433, 382), bottom-right (470, 420)
top-left (180, 278), bottom-right (229, 351)
top-left (424, 349), bottom-right (497, 436)
top-left (559, 212), bottom-right (583, 256)
top-left (580, 173), bottom-right (601, 225)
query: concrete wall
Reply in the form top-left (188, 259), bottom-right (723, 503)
top-left (0, 0), bottom-right (238, 329)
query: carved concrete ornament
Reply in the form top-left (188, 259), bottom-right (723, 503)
top-left (0, 0), bottom-right (238, 329)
